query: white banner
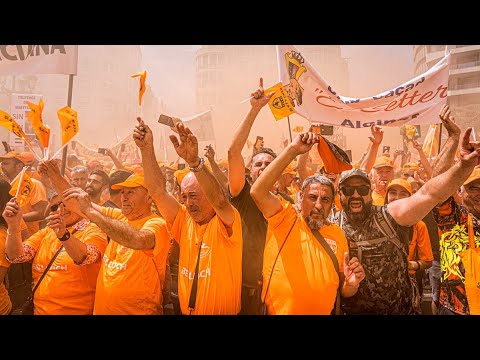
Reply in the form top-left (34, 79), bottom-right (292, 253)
top-left (277, 45), bottom-right (450, 129)
top-left (9, 93), bottom-right (42, 148)
top-left (181, 110), bottom-right (215, 141)
top-left (0, 45), bottom-right (78, 75)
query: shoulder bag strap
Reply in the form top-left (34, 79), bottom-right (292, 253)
top-left (188, 240), bottom-right (203, 314)
top-left (32, 228), bottom-right (79, 296)
top-left (312, 229), bottom-right (342, 315)
top-left (261, 217), bottom-right (298, 315)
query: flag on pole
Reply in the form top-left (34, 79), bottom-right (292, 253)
top-left (317, 135), bottom-right (352, 174)
top-left (131, 70), bottom-right (147, 106)
top-left (57, 106), bottom-right (79, 146)
top-left (26, 99), bottom-right (50, 149)
top-left (9, 168), bottom-right (33, 207)
top-left (0, 110), bottom-right (34, 149)
top-left (264, 82), bottom-right (295, 121)
top-left (404, 124), bottom-right (417, 140)
top-left (422, 124), bottom-right (441, 158)
top-left (292, 126), bottom-right (304, 133)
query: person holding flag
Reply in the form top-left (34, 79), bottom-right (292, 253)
top-left (0, 152), bottom-right (48, 235)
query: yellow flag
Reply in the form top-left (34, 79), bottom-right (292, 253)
top-left (292, 126), bottom-right (304, 133)
top-left (9, 170), bottom-right (33, 207)
top-left (0, 110), bottom-right (34, 149)
top-left (422, 124), bottom-right (441, 158)
top-left (265, 82), bottom-right (295, 121)
top-left (404, 124), bottom-right (417, 139)
top-left (57, 106), bottom-right (79, 146)
top-left (26, 99), bottom-right (50, 149)
top-left (131, 70), bottom-right (147, 106)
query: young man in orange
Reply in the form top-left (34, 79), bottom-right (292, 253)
top-left (250, 131), bottom-right (365, 315)
top-left (134, 119), bottom-right (242, 315)
top-left (41, 160), bottom-right (171, 315)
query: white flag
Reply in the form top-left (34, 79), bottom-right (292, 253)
top-left (0, 45), bottom-right (78, 75)
top-left (276, 45), bottom-right (450, 129)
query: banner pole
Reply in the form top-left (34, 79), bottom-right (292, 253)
top-left (61, 74), bottom-right (74, 176)
top-left (287, 116), bottom-right (293, 143)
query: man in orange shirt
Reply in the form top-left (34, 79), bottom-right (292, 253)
top-left (250, 131), bottom-right (365, 315)
top-left (41, 160), bottom-right (171, 315)
top-left (370, 156), bottom-right (395, 206)
top-left (134, 119), bottom-right (242, 315)
top-left (0, 151), bottom-right (48, 234)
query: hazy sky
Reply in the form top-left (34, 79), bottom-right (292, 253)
top-left (141, 45), bottom-right (414, 159)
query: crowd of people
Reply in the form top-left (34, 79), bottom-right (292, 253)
top-left (0, 79), bottom-right (479, 315)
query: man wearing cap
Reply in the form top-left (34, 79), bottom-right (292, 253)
top-left (251, 131), bottom-right (365, 314)
top-left (0, 151), bottom-right (48, 234)
top-left (102, 170), bottom-right (133, 209)
top-left (41, 159), bottom-right (171, 315)
top-left (370, 155), bottom-right (395, 206)
top-left (430, 104), bottom-right (480, 315)
top-left (334, 106), bottom-right (480, 314)
top-left (134, 119), bottom-right (242, 315)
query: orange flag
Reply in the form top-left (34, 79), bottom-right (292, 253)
top-left (131, 70), bottom-right (147, 106)
top-left (292, 126), bottom-right (304, 133)
top-left (265, 82), bottom-right (295, 121)
top-left (0, 110), bottom-right (34, 149)
top-left (26, 99), bottom-right (50, 149)
top-left (422, 124), bottom-right (441, 158)
top-left (57, 106), bottom-right (79, 146)
top-left (317, 135), bottom-right (352, 174)
top-left (9, 169), bottom-right (33, 207)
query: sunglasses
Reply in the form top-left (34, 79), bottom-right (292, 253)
top-left (340, 185), bottom-right (370, 196)
top-left (50, 201), bottom-right (64, 212)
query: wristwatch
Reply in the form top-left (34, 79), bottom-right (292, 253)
top-left (188, 157), bottom-right (205, 172)
top-left (58, 230), bottom-right (71, 242)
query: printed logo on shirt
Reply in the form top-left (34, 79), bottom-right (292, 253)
top-left (325, 238), bottom-right (337, 254)
top-left (200, 243), bottom-right (210, 258)
top-left (181, 266), bottom-right (211, 280)
top-left (33, 263), bottom-right (67, 272)
top-left (103, 254), bottom-right (127, 271)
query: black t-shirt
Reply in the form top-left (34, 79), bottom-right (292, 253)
top-left (229, 180), bottom-right (268, 288)
top-left (422, 210), bottom-right (440, 261)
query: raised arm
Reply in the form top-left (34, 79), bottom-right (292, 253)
top-left (361, 125), bottom-right (383, 174)
top-left (134, 117), bottom-right (180, 225)
top-left (228, 78), bottom-right (273, 197)
top-left (431, 104), bottom-right (461, 178)
top-left (63, 187), bottom-right (155, 250)
top-left (171, 122), bottom-right (235, 228)
top-left (389, 128), bottom-right (480, 226)
top-left (251, 132), bottom-right (318, 219)
top-left (412, 139), bottom-right (433, 180)
top-left (106, 148), bottom-right (126, 171)
top-left (204, 144), bottom-right (228, 192)
top-left (3, 198), bottom-right (25, 259)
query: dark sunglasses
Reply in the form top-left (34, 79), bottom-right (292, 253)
top-left (340, 185), bottom-right (370, 196)
top-left (50, 201), bottom-right (64, 212)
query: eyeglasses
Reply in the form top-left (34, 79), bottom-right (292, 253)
top-left (50, 201), bottom-right (64, 212)
top-left (340, 185), bottom-right (370, 196)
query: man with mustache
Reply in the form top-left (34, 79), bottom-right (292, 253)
top-left (251, 131), bottom-right (365, 314)
top-left (335, 114), bottom-right (480, 314)
top-left (370, 156), bottom-right (395, 206)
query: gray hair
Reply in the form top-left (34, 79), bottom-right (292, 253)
top-left (71, 165), bottom-right (87, 175)
top-left (301, 175), bottom-right (335, 197)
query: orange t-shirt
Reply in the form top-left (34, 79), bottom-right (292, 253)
top-left (263, 201), bottom-right (348, 315)
top-left (408, 220), bottom-right (434, 275)
top-left (334, 193), bottom-right (343, 212)
top-left (169, 205), bottom-right (242, 315)
top-left (94, 207), bottom-right (170, 315)
top-left (25, 221), bottom-right (107, 315)
top-left (371, 191), bottom-right (385, 206)
top-left (0, 228), bottom-right (12, 315)
top-left (21, 178), bottom-right (48, 235)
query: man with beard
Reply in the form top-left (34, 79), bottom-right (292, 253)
top-left (335, 118), bottom-right (480, 314)
top-left (85, 170), bottom-right (110, 205)
top-left (251, 132), bottom-right (365, 315)
top-left (70, 166), bottom-right (88, 190)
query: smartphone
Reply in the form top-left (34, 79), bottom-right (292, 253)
top-left (120, 143), bottom-right (126, 152)
top-left (98, 148), bottom-right (107, 155)
top-left (254, 136), bottom-right (264, 151)
top-left (2, 141), bottom-right (11, 153)
top-left (311, 124), bottom-right (321, 135)
top-left (320, 125), bottom-right (334, 136)
top-left (178, 163), bottom-right (185, 170)
top-left (383, 146), bottom-right (391, 154)
top-left (158, 114), bottom-right (175, 128)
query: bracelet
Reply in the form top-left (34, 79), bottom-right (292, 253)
top-left (188, 157), bottom-right (205, 172)
top-left (7, 229), bottom-right (21, 236)
top-left (58, 230), bottom-right (71, 242)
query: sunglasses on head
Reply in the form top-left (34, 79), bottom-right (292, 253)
top-left (340, 185), bottom-right (370, 196)
top-left (50, 201), bottom-right (64, 212)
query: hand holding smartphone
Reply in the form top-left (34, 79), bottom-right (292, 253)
top-left (254, 136), bottom-right (264, 151)
top-left (98, 148), bottom-right (107, 155)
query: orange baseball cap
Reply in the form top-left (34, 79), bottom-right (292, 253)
top-left (386, 178), bottom-right (412, 196)
top-left (174, 168), bottom-right (190, 185)
top-left (111, 173), bottom-right (146, 190)
top-left (373, 156), bottom-right (394, 169)
top-left (464, 168), bottom-right (480, 186)
top-left (282, 163), bottom-right (296, 176)
top-left (402, 162), bottom-right (419, 172)
top-left (0, 151), bottom-right (33, 166)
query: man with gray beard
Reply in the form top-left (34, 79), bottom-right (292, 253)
top-left (250, 132), bottom-right (365, 315)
